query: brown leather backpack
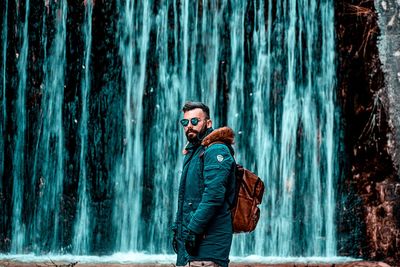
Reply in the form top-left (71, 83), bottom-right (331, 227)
top-left (231, 164), bottom-right (265, 233)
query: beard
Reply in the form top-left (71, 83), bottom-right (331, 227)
top-left (185, 123), bottom-right (208, 143)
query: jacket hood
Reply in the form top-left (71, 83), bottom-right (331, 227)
top-left (201, 126), bottom-right (235, 147)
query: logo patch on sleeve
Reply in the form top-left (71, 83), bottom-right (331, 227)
top-left (217, 155), bottom-right (224, 162)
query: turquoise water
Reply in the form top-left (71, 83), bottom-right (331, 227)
top-left (10, 0), bottom-right (30, 254)
top-left (1, 0), bottom-right (337, 257)
top-left (0, 0), bottom-right (7, 191)
top-left (72, 0), bottom-right (93, 255)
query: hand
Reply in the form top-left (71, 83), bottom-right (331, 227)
top-left (184, 230), bottom-right (201, 256)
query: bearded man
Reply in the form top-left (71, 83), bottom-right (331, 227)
top-left (172, 101), bottom-right (236, 267)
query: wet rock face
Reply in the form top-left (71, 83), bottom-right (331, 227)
top-left (336, 0), bottom-right (400, 265)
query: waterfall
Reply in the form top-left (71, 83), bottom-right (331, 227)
top-left (146, 0), bottom-right (182, 253)
top-left (30, 0), bottom-right (67, 253)
top-left (112, 0), bottom-right (151, 252)
top-left (72, 0), bottom-right (93, 255)
top-left (227, 0), bottom-right (247, 256)
top-left (229, 0), bottom-right (337, 257)
top-left (198, 0), bottom-right (226, 121)
top-left (1, 0), bottom-right (338, 258)
top-left (10, 0), bottom-right (30, 253)
top-left (321, 0), bottom-right (337, 255)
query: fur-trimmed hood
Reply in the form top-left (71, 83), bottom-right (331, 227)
top-left (201, 126), bottom-right (235, 147)
top-left (182, 127), bottom-right (235, 155)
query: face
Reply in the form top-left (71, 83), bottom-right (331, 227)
top-left (182, 108), bottom-right (212, 143)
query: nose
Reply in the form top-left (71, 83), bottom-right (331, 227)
top-left (185, 121), bottom-right (194, 127)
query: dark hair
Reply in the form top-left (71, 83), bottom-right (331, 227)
top-left (182, 101), bottom-right (210, 119)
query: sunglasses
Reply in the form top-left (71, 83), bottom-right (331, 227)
top-left (180, 117), bottom-right (204, 127)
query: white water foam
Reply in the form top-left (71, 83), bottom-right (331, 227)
top-left (0, 253), bottom-right (360, 264)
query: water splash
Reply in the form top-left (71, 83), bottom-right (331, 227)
top-left (0, 253), bottom-right (359, 264)
top-left (72, 0), bottom-right (93, 255)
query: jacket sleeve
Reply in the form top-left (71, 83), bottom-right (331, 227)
top-left (187, 144), bottom-right (234, 234)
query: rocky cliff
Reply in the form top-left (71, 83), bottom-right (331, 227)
top-left (336, 0), bottom-right (400, 265)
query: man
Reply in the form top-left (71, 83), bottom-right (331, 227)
top-left (172, 101), bottom-right (236, 267)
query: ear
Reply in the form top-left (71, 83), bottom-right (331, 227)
top-left (207, 119), bottom-right (212, 128)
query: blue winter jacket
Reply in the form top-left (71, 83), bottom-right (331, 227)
top-left (174, 127), bottom-right (236, 267)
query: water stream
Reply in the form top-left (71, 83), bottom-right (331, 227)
top-left (72, 0), bottom-right (93, 254)
top-left (29, 0), bottom-right (67, 253)
top-left (0, 0), bottom-right (8, 192)
top-left (10, 0), bottom-right (30, 254)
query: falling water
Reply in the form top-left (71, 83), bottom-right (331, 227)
top-left (112, 0), bottom-right (151, 252)
top-left (228, 0), bottom-right (245, 134)
top-left (229, 0), bottom-right (337, 257)
top-left (30, 0), bottom-right (67, 252)
top-left (321, 1), bottom-right (337, 255)
top-left (72, 0), bottom-right (93, 255)
top-left (230, 0), bottom-right (273, 256)
top-left (197, 0), bottom-right (225, 120)
top-left (1, 0), bottom-right (338, 258)
top-left (146, 0), bottom-right (183, 253)
top-left (0, 0), bottom-right (8, 188)
top-left (10, 0), bottom-right (30, 253)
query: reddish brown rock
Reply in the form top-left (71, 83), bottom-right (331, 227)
top-left (364, 181), bottom-right (400, 258)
